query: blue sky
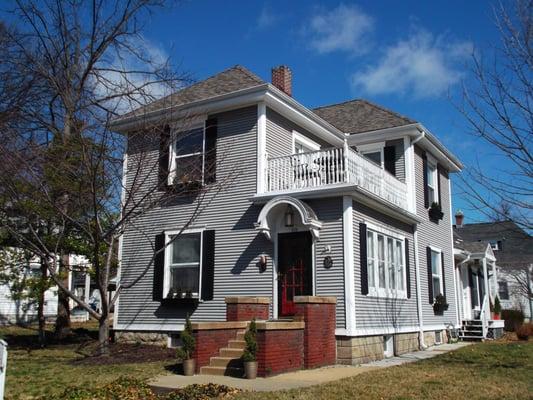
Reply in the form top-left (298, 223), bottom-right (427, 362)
top-left (135, 1), bottom-right (504, 222)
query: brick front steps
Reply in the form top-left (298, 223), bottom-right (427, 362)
top-left (199, 330), bottom-right (246, 377)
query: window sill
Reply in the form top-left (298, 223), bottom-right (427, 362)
top-left (366, 290), bottom-right (408, 300)
top-left (161, 297), bottom-right (200, 306)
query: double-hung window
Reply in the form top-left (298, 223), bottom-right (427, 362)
top-left (164, 231), bottom-right (202, 298)
top-left (498, 280), bottom-right (509, 300)
top-left (430, 248), bottom-right (443, 299)
top-left (358, 142), bottom-right (384, 168)
top-left (426, 160), bottom-right (438, 205)
top-left (367, 228), bottom-right (406, 297)
top-left (292, 131), bottom-right (320, 154)
top-left (169, 124), bottom-right (205, 185)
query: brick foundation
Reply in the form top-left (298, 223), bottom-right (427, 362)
top-left (256, 321), bottom-right (304, 376)
top-left (294, 296), bottom-right (336, 369)
top-left (225, 297), bottom-right (270, 321)
top-left (191, 321), bottom-right (248, 373)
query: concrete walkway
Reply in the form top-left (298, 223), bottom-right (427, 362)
top-left (150, 342), bottom-right (470, 393)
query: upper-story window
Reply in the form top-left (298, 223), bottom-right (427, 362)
top-left (292, 131), bottom-right (320, 154)
top-left (169, 126), bottom-right (205, 185)
top-left (498, 280), bottom-right (509, 300)
top-left (426, 159), bottom-right (438, 205)
top-left (489, 239), bottom-right (502, 251)
top-left (359, 142), bottom-right (384, 168)
top-left (366, 227), bottom-right (406, 298)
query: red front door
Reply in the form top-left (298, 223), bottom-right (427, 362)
top-left (278, 232), bottom-right (312, 317)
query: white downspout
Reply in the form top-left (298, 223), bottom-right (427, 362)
top-left (413, 225), bottom-right (426, 349)
top-left (457, 254), bottom-right (471, 323)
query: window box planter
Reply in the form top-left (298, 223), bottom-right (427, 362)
top-left (433, 294), bottom-right (449, 315)
top-left (428, 202), bottom-right (444, 222)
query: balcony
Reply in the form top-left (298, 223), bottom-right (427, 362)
top-left (265, 146), bottom-right (408, 211)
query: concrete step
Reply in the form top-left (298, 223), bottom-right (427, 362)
top-left (219, 347), bottom-right (244, 358)
top-left (227, 339), bottom-right (246, 349)
top-left (236, 331), bottom-right (246, 340)
top-left (209, 356), bottom-right (243, 368)
top-left (199, 366), bottom-right (244, 377)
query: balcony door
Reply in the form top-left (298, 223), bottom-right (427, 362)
top-left (277, 232), bottom-right (313, 317)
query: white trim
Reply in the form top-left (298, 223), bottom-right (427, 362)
top-left (168, 120), bottom-right (207, 186)
top-left (426, 157), bottom-right (439, 205)
top-left (257, 102), bottom-right (267, 193)
top-left (114, 323), bottom-right (185, 332)
top-left (292, 131), bottom-right (321, 153)
top-left (364, 221), bottom-right (406, 241)
top-left (429, 246), bottom-right (444, 299)
top-left (413, 226), bottom-right (425, 348)
top-left (350, 324), bottom-right (451, 337)
top-left (448, 178), bottom-right (460, 327)
top-left (404, 136), bottom-right (416, 214)
top-left (343, 196), bottom-right (356, 335)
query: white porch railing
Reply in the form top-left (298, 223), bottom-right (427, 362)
top-left (266, 146), bottom-right (408, 210)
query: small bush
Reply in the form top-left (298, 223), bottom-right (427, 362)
top-left (501, 309), bottom-right (524, 331)
top-left (493, 296), bottom-right (502, 314)
top-left (516, 323), bottom-right (533, 340)
top-left (176, 314), bottom-right (195, 361)
top-left (242, 318), bottom-right (257, 362)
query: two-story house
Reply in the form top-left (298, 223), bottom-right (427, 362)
top-left (111, 65), bottom-right (464, 365)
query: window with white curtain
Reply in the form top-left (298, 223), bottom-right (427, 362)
top-left (367, 228), bottom-right (406, 297)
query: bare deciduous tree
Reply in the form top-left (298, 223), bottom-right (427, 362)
top-left (0, 0), bottom-right (235, 354)
top-left (457, 0), bottom-right (532, 231)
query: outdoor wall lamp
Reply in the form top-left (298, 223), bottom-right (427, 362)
top-left (284, 205), bottom-right (294, 227)
top-left (257, 255), bottom-right (268, 272)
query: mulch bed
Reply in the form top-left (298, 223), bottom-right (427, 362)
top-left (72, 342), bottom-right (176, 365)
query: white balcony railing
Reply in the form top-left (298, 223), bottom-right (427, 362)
top-left (266, 146), bottom-right (408, 210)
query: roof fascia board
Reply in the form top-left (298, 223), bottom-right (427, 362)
top-left (348, 123), bottom-right (463, 172)
top-left (264, 87), bottom-right (345, 147)
top-left (347, 124), bottom-right (419, 146)
top-left (416, 124), bottom-right (463, 172)
top-left (109, 84), bottom-right (270, 132)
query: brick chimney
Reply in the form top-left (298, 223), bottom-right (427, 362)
top-left (271, 65), bottom-right (292, 96)
top-left (455, 210), bottom-right (464, 227)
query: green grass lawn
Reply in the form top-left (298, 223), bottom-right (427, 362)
top-left (1, 324), bottom-right (173, 400)
top-left (2, 323), bottom-right (532, 400)
top-left (237, 341), bottom-right (533, 400)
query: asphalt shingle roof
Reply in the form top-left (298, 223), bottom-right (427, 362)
top-left (312, 99), bottom-right (417, 134)
top-left (122, 65), bottom-right (265, 118)
top-left (454, 221), bottom-right (533, 269)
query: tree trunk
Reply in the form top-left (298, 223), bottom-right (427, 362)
top-left (97, 314), bottom-right (109, 356)
top-left (37, 259), bottom-right (47, 347)
top-left (54, 253), bottom-right (71, 339)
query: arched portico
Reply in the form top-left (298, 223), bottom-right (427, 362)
top-left (255, 196), bottom-right (322, 318)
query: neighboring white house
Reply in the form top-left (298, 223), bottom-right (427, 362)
top-left (0, 249), bottom-right (91, 324)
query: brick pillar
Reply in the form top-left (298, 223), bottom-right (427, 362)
top-left (225, 297), bottom-right (270, 321)
top-left (294, 296), bottom-right (336, 369)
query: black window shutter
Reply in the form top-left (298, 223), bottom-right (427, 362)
top-left (153, 233), bottom-right (165, 301)
top-left (441, 252), bottom-right (446, 301)
top-left (204, 118), bottom-right (218, 184)
top-left (436, 164), bottom-right (443, 206)
top-left (384, 146), bottom-right (396, 176)
top-left (405, 239), bottom-right (411, 298)
top-left (201, 230), bottom-right (215, 301)
top-left (158, 126), bottom-right (171, 189)
top-left (359, 223), bottom-right (368, 295)
top-left (426, 246), bottom-right (433, 303)
top-left (422, 153), bottom-right (429, 208)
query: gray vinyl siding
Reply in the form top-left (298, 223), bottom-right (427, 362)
top-left (352, 201), bottom-right (418, 330)
top-left (266, 108), bottom-right (330, 158)
top-left (385, 139), bottom-right (405, 182)
top-left (118, 106), bottom-right (274, 327)
top-left (414, 145), bottom-right (456, 327)
top-left (307, 198), bottom-right (345, 329)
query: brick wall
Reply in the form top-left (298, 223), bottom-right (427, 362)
top-left (294, 296), bottom-right (336, 369)
top-left (192, 329), bottom-right (239, 373)
top-left (225, 297), bottom-right (270, 321)
top-left (256, 327), bottom-right (304, 376)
